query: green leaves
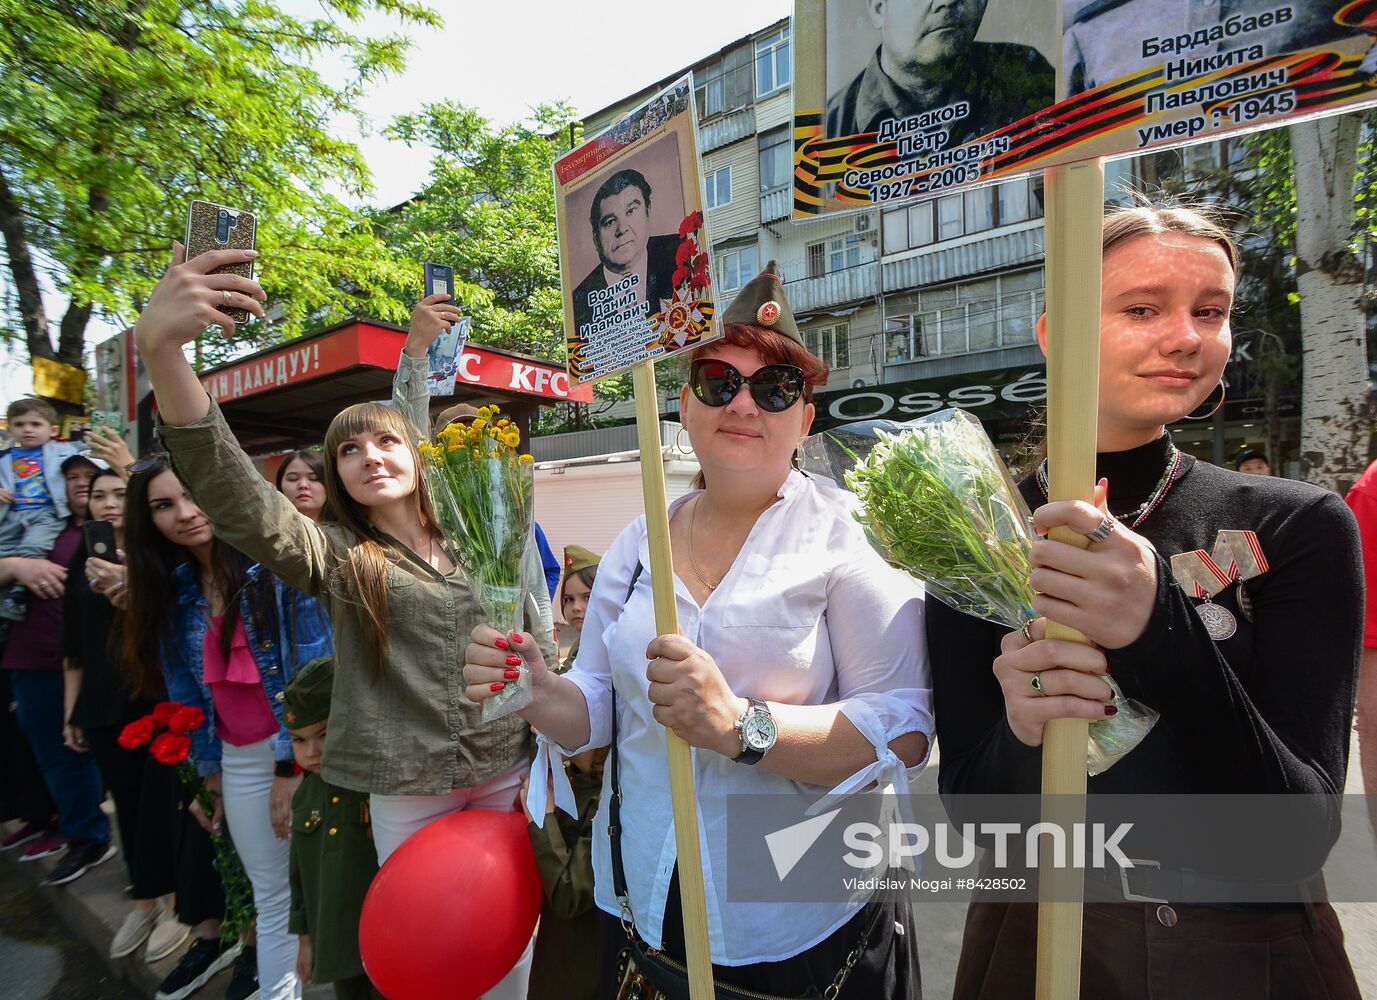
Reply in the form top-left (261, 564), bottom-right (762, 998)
top-left (0, 0), bottom-right (439, 365)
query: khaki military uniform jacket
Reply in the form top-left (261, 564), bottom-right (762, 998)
top-left (288, 773), bottom-right (377, 984)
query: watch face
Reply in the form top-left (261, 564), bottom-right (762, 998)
top-left (744, 713), bottom-right (777, 752)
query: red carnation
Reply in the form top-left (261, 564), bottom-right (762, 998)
top-left (118, 716), bottom-right (156, 749)
top-left (152, 702), bottom-right (180, 726)
top-left (672, 265), bottom-right (690, 289)
top-left (167, 706), bottom-right (206, 735)
top-left (150, 732), bottom-right (192, 766)
top-left (675, 238), bottom-right (697, 267)
top-left (679, 210), bottom-right (704, 238)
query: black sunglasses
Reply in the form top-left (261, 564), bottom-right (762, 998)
top-left (688, 359), bottom-right (806, 413)
top-left (126, 454), bottom-right (169, 476)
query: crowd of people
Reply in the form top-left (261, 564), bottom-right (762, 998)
top-left (0, 200), bottom-right (1369, 1000)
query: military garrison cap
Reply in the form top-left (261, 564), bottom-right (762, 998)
top-left (719, 260), bottom-right (801, 343)
top-left (564, 545), bottom-right (601, 575)
top-left (283, 656), bottom-right (334, 729)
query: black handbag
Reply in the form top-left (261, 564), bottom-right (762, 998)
top-left (608, 565), bottom-right (880, 1000)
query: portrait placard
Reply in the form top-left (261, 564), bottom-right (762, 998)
top-left (555, 76), bottom-right (719, 384)
top-left (793, 0), bottom-right (1377, 217)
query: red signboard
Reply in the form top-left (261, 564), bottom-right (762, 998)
top-left (199, 321), bottom-right (593, 405)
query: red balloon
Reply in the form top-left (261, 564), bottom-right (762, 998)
top-left (359, 808), bottom-right (543, 1000)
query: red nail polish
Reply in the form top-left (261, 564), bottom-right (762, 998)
top-left (1104, 704), bottom-right (1118, 717)
top-left (510, 634), bottom-right (523, 646)
top-left (490, 682), bottom-right (507, 692)
top-left (1105, 663), bottom-right (1112, 675)
top-left (505, 655), bottom-right (522, 667)
top-left (504, 669), bottom-right (520, 680)
top-left (494, 636), bottom-right (509, 651)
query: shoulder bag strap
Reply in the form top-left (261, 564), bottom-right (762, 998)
top-left (609, 561), bottom-right (642, 907)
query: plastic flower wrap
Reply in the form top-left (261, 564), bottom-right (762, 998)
top-left (119, 702), bottom-right (253, 939)
top-left (419, 405), bottom-right (536, 721)
top-left (800, 409), bottom-right (1157, 775)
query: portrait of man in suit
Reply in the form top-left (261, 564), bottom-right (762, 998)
top-left (572, 168), bottom-right (681, 335)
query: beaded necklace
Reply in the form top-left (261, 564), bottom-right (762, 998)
top-left (1035, 444), bottom-right (1183, 530)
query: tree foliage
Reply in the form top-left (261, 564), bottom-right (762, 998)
top-left (0, 0), bottom-right (437, 370)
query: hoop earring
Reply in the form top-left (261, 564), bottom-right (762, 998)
top-left (674, 424), bottom-right (692, 453)
top-left (1184, 379), bottom-right (1226, 420)
top-left (791, 448), bottom-right (801, 470)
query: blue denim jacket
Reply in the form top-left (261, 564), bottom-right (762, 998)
top-left (161, 562), bottom-right (334, 777)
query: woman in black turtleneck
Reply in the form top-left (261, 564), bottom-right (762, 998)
top-left (928, 204), bottom-right (1363, 1000)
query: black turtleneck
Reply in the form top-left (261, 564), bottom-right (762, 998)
top-left (925, 434), bottom-right (1362, 875)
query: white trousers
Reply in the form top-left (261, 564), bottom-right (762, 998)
top-left (370, 761), bottom-right (533, 1000)
top-left (221, 739), bottom-right (300, 1000)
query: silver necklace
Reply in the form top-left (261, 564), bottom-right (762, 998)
top-left (1035, 444), bottom-right (1182, 530)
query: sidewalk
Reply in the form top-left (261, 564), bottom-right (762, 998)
top-left (1, 818), bottom-right (332, 999)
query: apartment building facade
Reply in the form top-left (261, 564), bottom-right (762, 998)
top-left (577, 18), bottom-right (1296, 469)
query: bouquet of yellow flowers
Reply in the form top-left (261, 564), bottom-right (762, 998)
top-left (419, 405), bottom-right (536, 720)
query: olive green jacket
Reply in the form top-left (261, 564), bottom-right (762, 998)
top-left (288, 773), bottom-right (375, 984)
top-left (158, 397), bottom-right (555, 795)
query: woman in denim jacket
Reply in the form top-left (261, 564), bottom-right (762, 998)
top-left (123, 457), bottom-right (332, 1000)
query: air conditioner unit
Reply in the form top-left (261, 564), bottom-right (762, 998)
top-left (854, 214), bottom-right (874, 234)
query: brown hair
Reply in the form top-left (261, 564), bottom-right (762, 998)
top-left (686, 324), bottom-right (830, 488)
top-left (559, 564), bottom-right (598, 610)
top-left (322, 402), bottom-right (439, 678)
top-left (1012, 200), bottom-right (1241, 475)
top-left (7, 398), bottom-right (58, 424)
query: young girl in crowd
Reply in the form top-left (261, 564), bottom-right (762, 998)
top-left (275, 451), bottom-right (332, 523)
top-left (926, 204), bottom-right (1363, 999)
top-left (468, 266), bottom-right (933, 997)
top-left (557, 545), bottom-right (598, 672)
top-left (123, 458), bottom-right (333, 1000)
top-left (61, 468), bottom-right (183, 961)
top-left (135, 247), bottom-right (555, 1000)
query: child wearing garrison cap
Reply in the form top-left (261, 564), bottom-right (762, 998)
top-left (283, 657), bottom-right (381, 1000)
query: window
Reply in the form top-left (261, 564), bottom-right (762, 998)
top-left (829, 234), bottom-right (862, 272)
top-left (717, 244), bottom-right (758, 294)
top-left (806, 242), bottom-right (826, 279)
top-left (755, 28), bottom-right (791, 97)
top-left (705, 166), bottom-right (732, 209)
top-left (758, 127), bottom-right (791, 192)
top-left (804, 322), bottom-right (850, 368)
top-left (885, 270), bottom-right (1043, 361)
top-left (880, 176), bottom-right (1044, 252)
top-left (695, 46), bottom-right (753, 119)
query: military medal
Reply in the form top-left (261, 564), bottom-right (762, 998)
top-left (1170, 530), bottom-right (1269, 643)
top-left (1195, 601), bottom-right (1237, 641)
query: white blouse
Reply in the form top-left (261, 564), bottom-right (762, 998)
top-left (530, 470), bottom-right (933, 966)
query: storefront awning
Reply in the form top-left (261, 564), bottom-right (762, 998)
top-left (197, 318), bottom-right (591, 453)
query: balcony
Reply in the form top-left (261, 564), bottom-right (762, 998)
top-left (882, 227), bottom-right (1044, 290)
top-left (699, 106), bottom-right (756, 155)
top-left (759, 188), bottom-right (790, 224)
top-left (785, 265), bottom-right (878, 315)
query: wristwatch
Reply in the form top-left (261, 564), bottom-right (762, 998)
top-left (274, 760), bottom-right (299, 778)
top-left (732, 698), bottom-right (777, 765)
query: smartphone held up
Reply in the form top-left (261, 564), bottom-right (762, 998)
top-left (185, 200), bottom-right (257, 325)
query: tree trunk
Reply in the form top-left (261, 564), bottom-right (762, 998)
top-left (0, 169), bottom-right (53, 361)
top-left (1293, 115), bottom-right (1369, 493)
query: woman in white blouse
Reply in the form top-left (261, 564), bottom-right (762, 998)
top-left (466, 264), bottom-right (933, 996)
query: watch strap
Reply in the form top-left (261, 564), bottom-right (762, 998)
top-left (274, 760), bottom-right (299, 778)
top-left (733, 698), bottom-right (771, 766)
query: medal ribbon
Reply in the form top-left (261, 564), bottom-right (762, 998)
top-left (1170, 530), bottom-right (1269, 599)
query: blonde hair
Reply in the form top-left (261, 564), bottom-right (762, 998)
top-left (323, 402), bottom-right (439, 678)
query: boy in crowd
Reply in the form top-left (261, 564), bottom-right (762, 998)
top-left (283, 657), bottom-right (381, 1000)
top-left (0, 399), bottom-right (85, 622)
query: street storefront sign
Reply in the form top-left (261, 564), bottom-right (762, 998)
top-left (199, 321), bottom-right (593, 406)
top-left (554, 76), bottom-right (720, 383)
top-left (791, 0), bottom-right (1377, 218)
top-left (814, 368), bottom-right (1048, 430)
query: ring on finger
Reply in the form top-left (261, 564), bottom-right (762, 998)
top-left (222, 289), bottom-right (232, 306)
top-left (1084, 512), bottom-right (1118, 544)
top-left (1030, 673), bottom-right (1047, 696)
top-left (1019, 618), bottom-right (1035, 643)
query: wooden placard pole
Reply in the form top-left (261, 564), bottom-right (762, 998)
top-left (631, 361), bottom-right (714, 998)
top-left (1035, 158), bottom-right (1104, 1000)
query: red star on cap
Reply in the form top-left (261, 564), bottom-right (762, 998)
top-left (757, 301), bottom-right (781, 326)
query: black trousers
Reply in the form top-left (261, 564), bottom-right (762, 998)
top-left (0, 670), bottom-right (54, 827)
top-left (172, 785), bottom-right (224, 927)
top-left (598, 870), bottom-right (921, 999)
top-left (85, 725), bottom-right (179, 900)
